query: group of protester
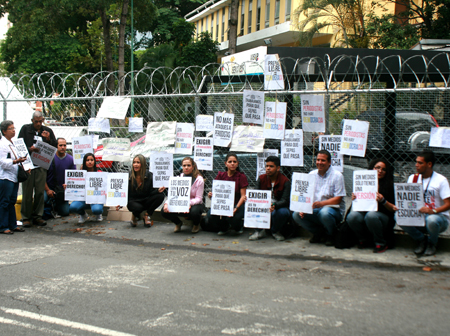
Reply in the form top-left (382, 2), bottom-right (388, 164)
top-left (1, 113), bottom-right (449, 258)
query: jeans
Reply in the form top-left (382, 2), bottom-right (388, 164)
top-left (400, 214), bottom-right (449, 246)
top-left (0, 179), bottom-right (18, 232)
top-left (44, 192), bottom-right (70, 217)
top-left (127, 193), bottom-right (165, 219)
top-left (69, 201), bottom-right (104, 216)
top-left (161, 203), bottom-right (205, 226)
top-left (207, 206), bottom-right (245, 232)
top-left (254, 207), bottom-right (291, 234)
top-left (347, 211), bottom-right (390, 245)
top-left (293, 206), bottom-right (342, 236)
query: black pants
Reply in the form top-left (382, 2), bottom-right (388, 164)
top-left (127, 193), bottom-right (165, 219)
top-left (206, 206), bottom-right (245, 232)
top-left (161, 204), bottom-right (204, 226)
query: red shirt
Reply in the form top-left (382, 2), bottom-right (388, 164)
top-left (215, 171), bottom-right (249, 205)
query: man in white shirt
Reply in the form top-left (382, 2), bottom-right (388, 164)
top-left (401, 150), bottom-right (450, 256)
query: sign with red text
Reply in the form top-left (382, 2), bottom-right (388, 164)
top-left (194, 137), bottom-right (213, 171)
top-left (301, 95), bottom-right (325, 132)
top-left (175, 123), bottom-right (194, 155)
top-left (73, 136), bottom-right (93, 164)
top-left (30, 140), bottom-right (57, 170)
top-left (352, 170), bottom-right (378, 212)
top-left (340, 120), bottom-right (369, 157)
top-left (65, 170), bottom-right (86, 201)
top-left (394, 183), bottom-right (425, 227)
top-left (319, 135), bottom-right (343, 173)
top-left (263, 101), bottom-right (286, 139)
top-left (244, 190), bottom-right (271, 229)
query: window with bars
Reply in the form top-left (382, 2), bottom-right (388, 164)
top-left (256, 0), bottom-right (261, 30)
top-left (240, 0), bottom-right (245, 36)
top-left (248, 0), bottom-right (252, 34)
top-left (274, 0), bottom-right (280, 25)
top-left (265, 0), bottom-right (270, 28)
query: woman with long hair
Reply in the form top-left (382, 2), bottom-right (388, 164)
top-left (162, 157), bottom-right (204, 233)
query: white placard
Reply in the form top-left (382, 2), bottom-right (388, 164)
top-left (73, 136), bottom-right (94, 165)
top-left (244, 190), bottom-right (272, 229)
top-left (167, 177), bottom-right (191, 213)
top-left (230, 125), bottom-right (265, 153)
top-left (213, 112), bottom-right (234, 147)
top-left (210, 180), bottom-right (235, 216)
top-left (256, 149), bottom-right (278, 181)
top-left (319, 135), bottom-right (344, 173)
top-left (152, 153), bottom-right (173, 188)
top-left (340, 119), bottom-right (369, 157)
top-left (281, 132), bottom-right (303, 167)
top-left (394, 183), bottom-right (425, 227)
top-left (12, 138), bottom-right (34, 171)
top-left (284, 129), bottom-right (303, 140)
top-left (194, 137), bottom-right (214, 171)
top-left (97, 96), bottom-right (131, 119)
top-left (129, 117), bottom-right (143, 133)
top-left (88, 118), bottom-right (111, 133)
top-left (263, 101), bottom-right (286, 139)
top-left (290, 173), bottom-right (316, 214)
top-left (65, 170), bottom-right (86, 201)
top-left (301, 94), bottom-right (325, 132)
top-left (30, 140), bottom-right (57, 170)
top-left (175, 123), bottom-right (194, 155)
top-left (352, 170), bottom-right (378, 212)
top-left (106, 173), bottom-right (129, 207)
top-left (91, 135), bottom-right (100, 150)
top-left (242, 90), bottom-right (265, 125)
top-left (102, 138), bottom-right (131, 162)
top-left (264, 54), bottom-right (285, 90)
top-left (145, 121), bottom-right (177, 149)
top-left (85, 172), bottom-right (108, 204)
top-left (429, 127), bottom-right (450, 148)
top-left (195, 115), bottom-right (214, 132)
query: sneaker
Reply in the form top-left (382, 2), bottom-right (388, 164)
top-left (272, 232), bottom-right (285, 241)
top-left (249, 231), bottom-right (260, 241)
top-left (258, 230), bottom-right (267, 239)
top-left (373, 244), bottom-right (388, 253)
top-left (236, 228), bottom-right (244, 234)
top-left (217, 230), bottom-right (229, 236)
top-left (414, 237), bottom-right (428, 255)
top-left (173, 224), bottom-right (182, 233)
top-left (192, 225), bottom-right (200, 233)
top-left (34, 219), bottom-right (47, 226)
top-left (78, 214), bottom-right (88, 224)
top-left (423, 242), bottom-right (436, 256)
top-left (95, 214), bottom-right (103, 222)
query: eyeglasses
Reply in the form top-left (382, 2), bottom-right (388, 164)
top-left (7, 127), bottom-right (15, 131)
top-left (373, 166), bottom-right (387, 172)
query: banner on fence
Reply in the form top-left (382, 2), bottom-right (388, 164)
top-left (31, 140), bottom-right (56, 170)
top-left (175, 123), bottom-right (194, 155)
top-left (244, 190), bottom-right (271, 229)
top-left (394, 183), bottom-right (425, 227)
top-left (88, 118), bottom-right (110, 133)
top-left (64, 170), bottom-right (86, 201)
top-left (290, 173), bottom-right (315, 213)
top-left (242, 90), bottom-right (264, 125)
top-left (230, 125), bottom-right (264, 153)
top-left (352, 170), bottom-right (378, 212)
top-left (213, 112), bottom-right (234, 147)
top-left (145, 121), bottom-right (177, 149)
top-left (429, 127), bottom-right (450, 148)
top-left (281, 130), bottom-right (303, 167)
top-left (195, 115), bottom-right (214, 132)
top-left (256, 149), bottom-right (278, 180)
top-left (264, 54), bottom-right (284, 90)
top-left (151, 153), bottom-right (173, 188)
top-left (194, 137), bottom-right (213, 170)
top-left (106, 173), bottom-right (129, 207)
top-left (73, 136), bottom-right (93, 164)
top-left (97, 96), bottom-right (131, 119)
top-left (263, 101), bottom-right (286, 140)
top-left (167, 177), bottom-right (191, 213)
top-left (85, 172), bottom-right (107, 204)
top-left (128, 117), bottom-right (143, 133)
top-left (319, 135), bottom-right (344, 172)
top-left (210, 180), bottom-right (235, 216)
top-left (301, 95), bottom-right (325, 132)
top-left (102, 138), bottom-right (131, 162)
top-left (340, 120), bottom-right (369, 157)
top-left (12, 138), bottom-right (34, 171)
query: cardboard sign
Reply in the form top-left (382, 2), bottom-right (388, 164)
top-left (230, 125), bottom-right (265, 153)
top-left (319, 135), bottom-right (344, 172)
top-left (175, 123), bottom-right (194, 155)
top-left (30, 140), bottom-right (57, 170)
top-left (263, 101), bottom-right (286, 140)
top-left (97, 96), bottom-right (131, 119)
top-left (264, 54), bottom-right (285, 90)
top-left (145, 122), bottom-right (177, 149)
top-left (340, 119), bottom-right (369, 157)
top-left (151, 153), bottom-right (173, 188)
top-left (106, 173), bottom-right (129, 207)
top-left (194, 137), bottom-right (213, 171)
top-left (281, 130), bottom-right (303, 167)
top-left (290, 173), bottom-right (315, 214)
top-left (394, 183), bottom-right (425, 227)
top-left (85, 172), bottom-right (108, 204)
top-left (128, 117), bottom-right (144, 133)
top-left (213, 112), bottom-right (234, 147)
top-left (64, 170), bottom-right (86, 201)
top-left (73, 136), bottom-right (94, 165)
top-left (429, 127), bottom-right (450, 148)
top-left (102, 138), bottom-right (131, 162)
top-left (256, 149), bottom-right (278, 181)
top-left (210, 180), bottom-right (235, 217)
top-left (301, 94), bottom-right (325, 132)
top-left (242, 90), bottom-right (264, 125)
top-left (244, 190), bottom-right (272, 229)
top-left (88, 118), bottom-right (110, 133)
top-left (12, 138), bottom-right (34, 171)
top-left (352, 170), bottom-right (378, 212)
top-left (195, 115), bottom-right (214, 132)
top-left (167, 177), bottom-right (191, 213)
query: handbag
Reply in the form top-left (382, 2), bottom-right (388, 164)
top-left (10, 145), bottom-right (29, 182)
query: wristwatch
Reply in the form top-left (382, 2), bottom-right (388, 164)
top-left (432, 209), bottom-right (437, 214)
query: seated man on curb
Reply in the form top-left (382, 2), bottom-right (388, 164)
top-left (292, 150), bottom-right (346, 246)
top-left (249, 156), bottom-right (291, 241)
top-left (400, 149), bottom-right (450, 256)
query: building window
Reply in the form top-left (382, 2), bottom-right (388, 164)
top-left (274, 0), bottom-right (280, 25)
top-left (240, 0), bottom-right (245, 36)
top-left (205, 17), bottom-right (209, 33)
top-left (222, 8), bottom-right (225, 42)
top-left (285, 0), bottom-right (291, 21)
top-left (256, 0), bottom-right (261, 31)
top-left (216, 12), bottom-right (219, 41)
top-left (211, 15), bottom-right (214, 36)
top-left (248, 0), bottom-right (252, 34)
top-left (265, 0), bottom-right (270, 28)
top-left (199, 20), bottom-right (202, 34)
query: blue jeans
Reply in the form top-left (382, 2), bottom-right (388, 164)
top-left (400, 214), bottom-right (449, 246)
top-left (293, 206), bottom-right (342, 236)
top-left (0, 179), bottom-right (19, 232)
top-left (347, 211), bottom-right (390, 245)
top-left (254, 207), bottom-right (291, 234)
top-left (69, 201), bottom-right (104, 216)
top-left (44, 192), bottom-right (70, 217)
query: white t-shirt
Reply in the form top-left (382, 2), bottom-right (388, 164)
top-left (407, 172), bottom-right (450, 219)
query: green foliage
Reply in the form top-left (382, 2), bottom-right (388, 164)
top-left (179, 32), bottom-right (219, 67)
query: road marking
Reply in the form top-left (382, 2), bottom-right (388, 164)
top-left (0, 307), bottom-right (137, 336)
top-left (0, 316), bottom-right (77, 335)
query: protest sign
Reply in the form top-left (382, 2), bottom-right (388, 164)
top-left (91, 134), bottom-right (100, 150)
top-left (106, 173), bottom-right (129, 207)
top-left (145, 121), bottom-right (177, 149)
top-left (167, 177), bottom-right (191, 213)
top-left (194, 137), bottom-right (213, 170)
top-left (73, 136), bottom-right (93, 165)
top-left (85, 172), bottom-right (108, 204)
top-left (319, 135), bottom-right (344, 172)
top-left (175, 123), bottom-right (194, 155)
top-left (242, 90), bottom-right (264, 125)
top-left (195, 115), bottom-right (214, 132)
top-left (128, 117), bottom-right (143, 133)
top-left (284, 129), bottom-right (303, 140)
top-left (256, 149), bottom-right (278, 180)
top-left (210, 180), bottom-right (235, 216)
top-left (340, 119), bottom-right (369, 157)
top-left (264, 54), bottom-right (284, 90)
top-left (12, 138), bottom-right (34, 171)
top-left (290, 173), bottom-right (315, 213)
top-left (244, 190), bottom-right (271, 229)
top-left (352, 170), bottom-right (378, 212)
top-left (151, 153), bottom-right (173, 188)
top-left (88, 118), bottom-right (110, 133)
top-left (97, 96), bottom-right (131, 119)
top-left (429, 127), bottom-right (450, 148)
top-left (65, 170), bottom-right (86, 201)
top-left (301, 95), bottom-right (325, 132)
top-left (281, 129), bottom-right (303, 167)
top-left (230, 125), bottom-right (264, 153)
top-left (214, 112), bottom-right (234, 147)
top-left (394, 183), bottom-right (425, 227)
top-left (263, 101), bottom-right (286, 139)
top-left (30, 140), bottom-right (57, 170)
top-left (102, 138), bottom-right (131, 162)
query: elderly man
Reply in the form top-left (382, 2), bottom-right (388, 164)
top-left (18, 111), bottom-right (57, 227)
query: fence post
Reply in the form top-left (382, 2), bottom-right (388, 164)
top-left (384, 80), bottom-right (397, 155)
top-left (90, 99), bottom-right (96, 118)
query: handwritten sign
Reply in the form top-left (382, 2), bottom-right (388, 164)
top-left (152, 153), bottom-right (173, 188)
top-left (73, 136), bottom-right (93, 165)
top-left (210, 180), bottom-right (235, 216)
top-left (31, 140), bottom-right (57, 170)
top-left (194, 137), bottom-right (213, 171)
top-left (230, 125), bottom-right (264, 153)
top-left (301, 94), bottom-right (325, 132)
top-left (97, 96), bottom-right (131, 120)
top-left (264, 54), bottom-right (284, 90)
top-left (102, 138), bottom-right (131, 162)
top-left (128, 117), bottom-right (143, 133)
top-left (214, 112), bottom-right (234, 147)
top-left (281, 129), bottom-right (303, 167)
top-left (12, 138), bottom-right (34, 171)
top-left (256, 149), bottom-right (278, 181)
top-left (263, 101), bottom-right (286, 139)
top-left (319, 135), bottom-right (344, 172)
top-left (64, 170), bottom-right (86, 201)
top-left (88, 118), bottom-right (111, 133)
top-left (175, 123), bottom-right (194, 155)
top-left (244, 190), bottom-right (271, 229)
top-left (242, 90), bottom-right (264, 125)
top-left (429, 127), bottom-right (450, 148)
top-left (340, 119), bottom-right (369, 157)
top-left (85, 172), bottom-right (107, 204)
top-left (290, 173), bottom-right (315, 214)
top-left (167, 177), bottom-right (191, 213)
top-left (106, 173), bottom-right (129, 207)
top-left (145, 121), bottom-right (177, 149)
top-left (195, 114), bottom-right (214, 132)
top-left (395, 183), bottom-right (425, 227)
top-left (352, 170), bottom-right (378, 212)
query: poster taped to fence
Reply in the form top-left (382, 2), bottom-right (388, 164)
top-left (31, 140), bottom-right (56, 170)
top-left (91, 134), bottom-right (100, 151)
top-left (263, 101), bottom-right (286, 139)
top-left (151, 153), bottom-right (173, 188)
top-left (242, 90), bottom-right (264, 124)
top-left (429, 127), bottom-right (450, 148)
top-left (281, 130), bottom-right (303, 167)
top-left (64, 170), bottom-right (86, 201)
top-left (256, 149), bottom-right (278, 180)
top-left (264, 54), bottom-right (285, 91)
top-left (88, 118), bottom-right (110, 133)
top-left (128, 117), bottom-right (143, 133)
top-left (340, 119), bottom-right (369, 157)
top-left (167, 177), bottom-right (191, 213)
top-left (194, 137), bottom-right (213, 170)
top-left (290, 173), bottom-right (315, 213)
top-left (214, 112), bottom-right (234, 147)
top-left (102, 138), bottom-right (131, 162)
top-left (301, 95), bottom-right (325, 133)
top-left (12, 138), bottom-right (34, 171)
top-left (106, 173), bottom-right (129, 207)
top-left (230, 125), bottom-right (264, 152)
top-left (394, 183), bottom-right (425, 227)
top-left (244, 190), bottom-right (271, 229)
top-left (210, 180), bottom-right (235, 217)
top-left (73, 136), bottom-right (93, 165)
top-left (352, 170), bottom-right (378, 212)
top-left (97, 96), bottom-right (131, 120)
top-left (195, 115), bottom-right (214, 132)
top-left (145, 121), bottom-right (177, 149)
top-left (85, 172), bottom-right (108, 204)
top-left (175, 123), bottom-right (194, 155)
top-left (319, 135), bottom-right (344, 172)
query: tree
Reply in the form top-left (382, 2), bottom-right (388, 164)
top-left (228, 0), bottom-right (239, 54)
top-left (179, 32), bottom-right (219, 67)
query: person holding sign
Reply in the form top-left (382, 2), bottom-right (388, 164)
top-left (400, 150), bottom-right (450, 256)
top-left (206, 153), bottom-right (249, 235)
top-left (162, 157), bottom-right (205, 233)
top-left (347, 159), bottom-right (396, 253)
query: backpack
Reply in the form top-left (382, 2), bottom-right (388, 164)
top-left (334, 207), bottom-right (358, 249)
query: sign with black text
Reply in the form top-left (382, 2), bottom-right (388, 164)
top-left (106, 173), bottom-right (129, 207)
top-left (85, 172), bottom-right (108, 204)
top-left (214, 112), bottom-right (234, 147)
top-left (152, 153), bottom-right (173, 188)
top-left (319, 135), bottom-right (344, 172)
top-left (352, 170), bottom-right (378, 212)
top-left (194, 137), bottom-right (213, 170)
top-left (244, 190), bottom-right (271, 229)
top-left (290, 173), bottom-right (315, 213)
top-left (394, 183), bottom-right (425, 227)
top-left (242, 90), bottom-right (264, 124)
top-left (210, 180), bottom-right (235, 216)
top-left (167, 177), bottom-right (192, 213)
top-left (65, 170), bottom-right (86, 201)
top-left (31, 140), bottom-right (57, 170)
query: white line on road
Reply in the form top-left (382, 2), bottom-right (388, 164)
top-left (0, 307), bottom-right (137, 336)
top-left (0, 316), bottom-right (77, 335)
